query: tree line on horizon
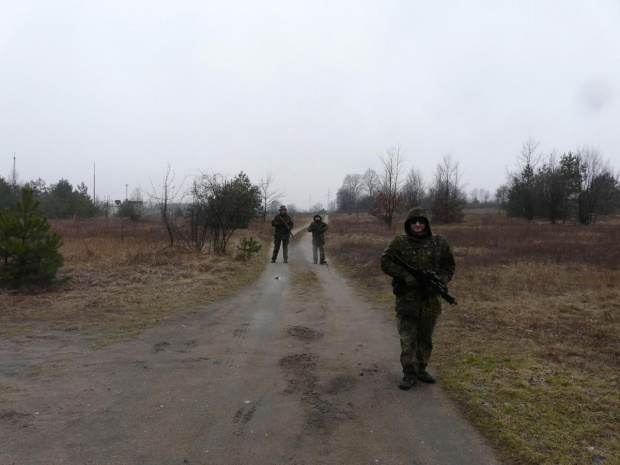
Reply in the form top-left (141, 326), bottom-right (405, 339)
top-left (0, 167), bottom-right (280, 252)
top-left (3, 138), bottom-right (619, 230)
top-left (336, 147), bottom-right (468, 227)
top-left (336, 140), bottom-right (619, 226)
top-left (497, 139), bottom-right (619, 225)
top-left (0, 177), bottom-right (99, 219)
top-left (0, 167), bottom-right (274, 287)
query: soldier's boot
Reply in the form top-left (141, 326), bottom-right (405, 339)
top-left (417, 370), bottom-right (436, 384)
top-left (398, 375), bottom-right (416, 390)
top-left (271, 257), bottom-right (276, 263)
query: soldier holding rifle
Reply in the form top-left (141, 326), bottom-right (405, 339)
top-left (271, 205), bottom-right (294, 263)
top-left (380, 207), bottom-right (456, 390)
top-left (307, 214), bottom-right (329, 264)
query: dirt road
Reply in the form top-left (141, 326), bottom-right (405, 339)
top-left (1, 226), bottom-right (501, 465)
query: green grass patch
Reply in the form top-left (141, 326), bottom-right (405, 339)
top-left (327, 212), bottom-right (619, 465)
top-left (433, 350), bottom-right (617, 464)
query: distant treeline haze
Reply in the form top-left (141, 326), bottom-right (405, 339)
top-left (336, 141), bottom-right (619, 225)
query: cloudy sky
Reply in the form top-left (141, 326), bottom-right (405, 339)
top-left (1, 1), bottom-right (619, 210)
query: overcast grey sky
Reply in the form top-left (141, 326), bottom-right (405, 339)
top-left (2, 1), bottom-right (619, 210)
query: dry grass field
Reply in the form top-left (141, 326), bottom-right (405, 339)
top-left (1, 211), bottom-right (617, 464)
top-left (0, 217), bottom-right (276, 345)
top-left (327, 210), bottom-right (619, 465)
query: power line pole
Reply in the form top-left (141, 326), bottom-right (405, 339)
top-left (327, 188), bottom-right (330, 212)
top-left (11, 153), bottom-right (17, 190)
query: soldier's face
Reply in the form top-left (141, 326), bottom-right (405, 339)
top-left (410, 219), bottom-right (427, 233)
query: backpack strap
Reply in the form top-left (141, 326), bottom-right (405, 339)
top-left (432, 235), bottom-right (443, 267)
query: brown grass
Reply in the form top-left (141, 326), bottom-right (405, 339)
top-left (327, 210), bottom-right (619, 465)
top-left (0, 217), bottom-right (274, 344)
top-left (3, 212), bottom-right (617, 462)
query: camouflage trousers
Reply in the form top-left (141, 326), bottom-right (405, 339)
top-left (272, 236), bottom-right (290, 261)
top-left (312, 242), bottom-right (325, 263)
top-left (396, 314), bottom-right (438, 376)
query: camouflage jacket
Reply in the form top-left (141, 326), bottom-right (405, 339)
top-left (307, 221), bottom-right (328, 246)
top-left (271, 213), bottom-right (294, 239)
top-left (380, 208), bottom-right (455, 317)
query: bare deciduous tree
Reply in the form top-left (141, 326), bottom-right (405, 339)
top-left (575, 146), bottom-right (614, 224)
top-left (378, 146), bottom-right (406, 228)
top-left (468, 187), bottom-right (491, 206)
top-left (481, 189), bottom-right (491, 204)
top-left (310, 202), bottom-right (324, 213)
top-left (495, 185), bottom-right (509, 207)
top-left (362, 168), bottom-right (380, 198)
top-left (184, 178), bottom-right (212, 252)
top-left (258, 172), bottom-right (282, 222)
top-left (338, 174), bottom-right (364, 219)
top-left (143, 164), bottom-right (186, 250)
top-left (506, 138), bottom-right (542, 221)
top-left (429, 154), bottom-right (466, 223)
top-left (402, 167), bottom-right (426, 208)
top-left (286, 203), bottom-right (298, 221)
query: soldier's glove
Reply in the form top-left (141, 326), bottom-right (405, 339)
top-left (405, 275), bottom-right (419, 288)
top-left (391, 277), bottom-right (407, 297)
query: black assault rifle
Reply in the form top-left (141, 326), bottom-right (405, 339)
top-left (277, 217), bottom-right (295, 240)
top-left (393, 254), bottom-right (457, 305)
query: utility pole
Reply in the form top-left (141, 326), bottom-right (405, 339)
top-left (327, 188), bottom-right (330, 213)
top-left (11, 153), bottom-right (17, 192)
top-left (125, 184), bottom-right (128, 200)
top-left (93, 162), bottom-right (96, 203)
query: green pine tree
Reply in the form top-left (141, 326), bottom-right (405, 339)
top-left (0, 188), bottom-right (65, 287)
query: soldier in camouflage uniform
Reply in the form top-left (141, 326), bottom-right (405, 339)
top-left (380, 207), bottom-right (456, 390)
top-left (307, 214), bottom-right (329, 264)
top-left (271, 205), bottom-right (294, 263)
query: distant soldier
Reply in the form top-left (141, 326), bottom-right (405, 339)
top-left (271, 205), bottom-right (294, 263)
top-left (307, 214), bottom-right (329, 264)
top-left (380, 207), bottom-right (456, 390)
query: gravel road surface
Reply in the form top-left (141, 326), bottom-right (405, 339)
top-left (1, 225), bottom-right (501, 465)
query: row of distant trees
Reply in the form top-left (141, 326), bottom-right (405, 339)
top-left (337, 141), bottom-right (619, 226)
top-left (1, 169), bottom-right (287, 224)
top-left (0, 168), bottom-right (275, 287)
top-left (0, 168), bottom-right (281, 255)
top-left (497, 139), bottom-right (619, 225)
top-left (336, 147), bottom-right (467, 227)
top-left (0, 177), bottom-right (99, 219)
top-left (1, 170), bottom-right (283, 258)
